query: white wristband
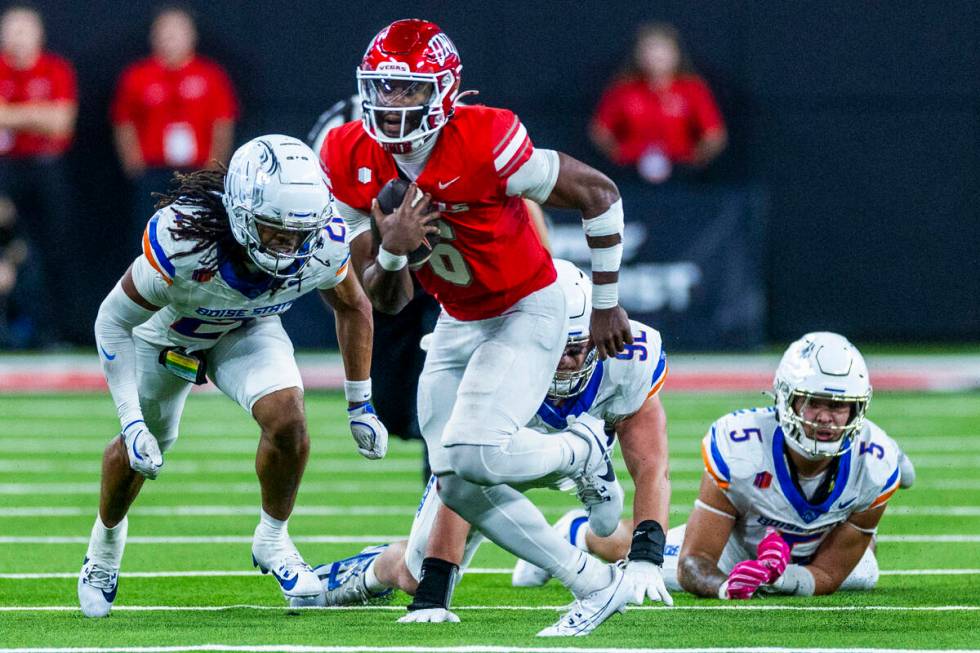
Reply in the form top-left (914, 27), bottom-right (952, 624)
top-left (592, 282), bottom-right (619, 309)
top-left (344, 379), bottom-right (372, 403)
top-left (717, 580), bottom-right (730, 599)
top-left (770, 564), bottom-right (815, 596)
top-left (376, 246), bottom-right (407, 272)
top-left (590, 242), bottom-right (623, 273)
top-left (582, 198), bottom-right (624, 237)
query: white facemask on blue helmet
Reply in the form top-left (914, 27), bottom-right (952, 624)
top-left (223, 135), bottom-right (333, 278)
top-left (773, 332), bottom-right (872, 460)
top-left (548, 259), bottom-right (599, 400)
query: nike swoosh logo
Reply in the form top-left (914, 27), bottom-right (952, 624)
top-left (272, 569), bottom-right (299, 591)
top-left (599, 460), bottom-right (616, 483)
top-left (438, 176), bottom-right (461, 190)
top-left (102, 583), bottom-right (118, 602)
top-left (99, 345), bottom-right (116, 361)
top-left (838, 497), bottom-right (856, 510)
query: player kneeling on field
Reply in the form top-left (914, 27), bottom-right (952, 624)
top-left (78, 135), bottom-right (388, 617)
top-left (669, 332), bottom-right (913, 598)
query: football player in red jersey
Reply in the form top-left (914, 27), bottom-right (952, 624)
top-left (322, 19), bottom-right (642, 636)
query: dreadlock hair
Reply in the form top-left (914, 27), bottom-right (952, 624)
top-left (155, 164), bottom-right (237, 273)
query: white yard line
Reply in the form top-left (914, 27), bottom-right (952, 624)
top-left (2, 646), bottom-right (980, 653)
top-left (1, 534), bottom-right (977, 545)
top-left (2, 568), bottom-right (978, 580)
top-left (3, 504), bottom-right (977, 518)
top-left (1, 605), bottom-right (978, 613)
top-left (0, 535), bottom-right (404, 544)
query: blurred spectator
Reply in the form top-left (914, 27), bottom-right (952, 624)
top-left (591, 23), bottom-right (726, 184)
top-left (111, 5), bottom-right (237, 244)
top-left (0, 195), bottom-right (37, 348)
top-left (0, 4), bottom-right (77, 346)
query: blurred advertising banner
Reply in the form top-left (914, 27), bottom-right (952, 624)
top-left (548, 182), bottom-right (768, 350)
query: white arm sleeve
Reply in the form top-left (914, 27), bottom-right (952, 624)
top-left (94, 271), bottom-right (164, 431)
top-left (335, 199), bottom-right (373, 242)
top-left (505, 148), bottom-right (560, 204)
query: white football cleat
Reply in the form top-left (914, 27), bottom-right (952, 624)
top-left (898, 449), bottom-right (916, 489)
top-left (306, 545), bottom-right (393, 607)
top-left (397, 607), bottom-right (460, 623)
top-left (78, 556), bottom-right (118, 618)
top-left (252, 537), bottom-right (322, 605)
top-left (536, 563), bottom-right (632, 637)
top-left (513, 509), bottom-right (589, 588)
top-left (567, 414), bottom-right (624, 537)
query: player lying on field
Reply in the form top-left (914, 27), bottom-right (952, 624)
top-left (322, 18), bottom-right (641, 637)
top-left (304, 260), bottom-right (674, 617)
top-left (540, 331), bottom-right (915, 599)
top-left (78, 136), bottom-right (389, 617)
top-left (671, 332), bottom-right (914, 598)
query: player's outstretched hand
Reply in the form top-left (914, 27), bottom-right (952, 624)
top-left (624, 560), bottom-right (674, 606)
top-left (723, 559), bottom-right (770, 599)
top-left (121, 421), bottom-right (163, 480)
top-left (397, 607), bottom-right (460, 624)
top-left (756, 528), bottom-right (791, 583)
top-left (590, 305), bottom-right (633, 360)
top-left (371, 183), bottom-right (441, 256)
top-left (347, 402), bottom-right (389, 459)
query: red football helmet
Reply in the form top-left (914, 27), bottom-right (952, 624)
top-left (357, 19), bottom-right (462, 153)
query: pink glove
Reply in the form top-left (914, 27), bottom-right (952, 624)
top-left (756, 529), bottom-right (791, 583)
top-left (725, 560), bottom-right (770, 599)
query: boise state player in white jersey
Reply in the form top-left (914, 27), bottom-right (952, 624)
top-left (672, 332), bottom-right (910, 599)
top-left (78, 135), bottom-right (389, 617)
top-left (304, 260), bottom-right (674, 615)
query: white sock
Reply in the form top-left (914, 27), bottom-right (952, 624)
top-left (254, 509), bottom-right (288, 544)
top-left (363, 558), bottom-right (387, 593)
top-left (85, 515), bottom-right (128, 568)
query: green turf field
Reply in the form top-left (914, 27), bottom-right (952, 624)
top-left (1, 391), bottom-right (978, 652)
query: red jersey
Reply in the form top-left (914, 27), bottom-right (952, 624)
top-left (0, 52), bottom-right (77, 157)
top-left (593, 75), bottom-right (724, 165)
top-left (111, 55), bottom-right (238, 168)
top-left (323, 105), bottom-right (555, 321)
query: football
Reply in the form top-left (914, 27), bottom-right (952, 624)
top-left (372, 178), bottom-right (443, 269)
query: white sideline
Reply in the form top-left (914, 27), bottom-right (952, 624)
top-left (1, 568), bottom-right (978, 580)
top-left (2, 647), bottom-right (980, 653)
top-left (2, 534), bottom-right (978, 544)
top-left (3, 505), bottom-right (979, 518)
top-left (1, 604), bottom-right (978, 613)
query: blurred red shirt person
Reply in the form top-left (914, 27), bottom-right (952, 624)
top-left (111, 6), bottom-right (237, 175)
top-left (0, 6), bottom-right (76, 157)
top-left (591, 23), bottom-right (726, 183)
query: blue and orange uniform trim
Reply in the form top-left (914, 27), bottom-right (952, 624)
top-left (142, 214), bottom-right (175, 285)
top-left (701, 426), bottom-right (731, 490)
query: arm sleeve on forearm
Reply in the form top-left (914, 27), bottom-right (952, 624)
top-left (93, 280), bottom-right (159, 430)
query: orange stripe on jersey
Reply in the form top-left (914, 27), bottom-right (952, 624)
top-left (646, 363), bottom-right (670, 399)
top-left (142, 226), bottom-right (173, 285)
top-left (335, 261), bottom-right (349, 277)
top-left (870, 485), bottom-right (898, 509)
top-left (701, 440), bottom-right (730, 490)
